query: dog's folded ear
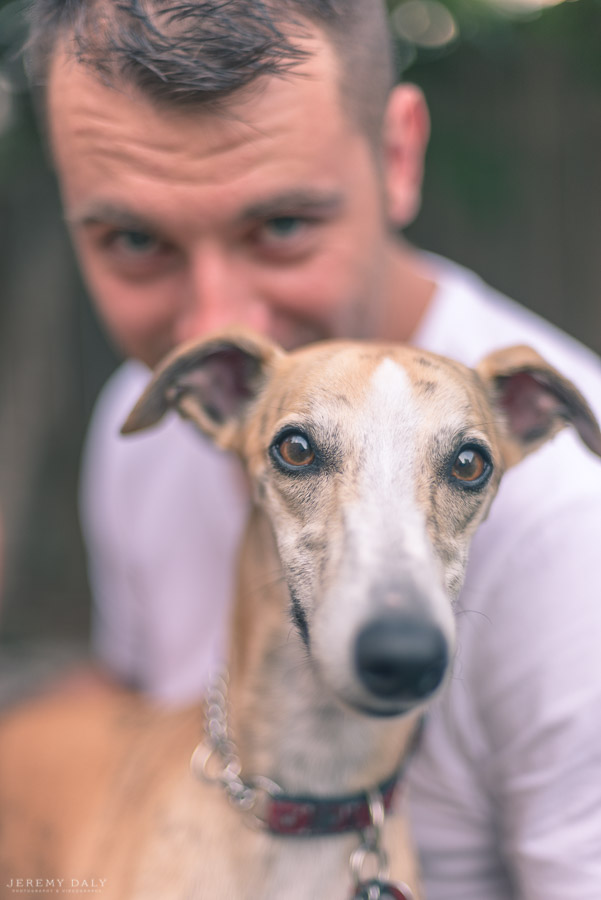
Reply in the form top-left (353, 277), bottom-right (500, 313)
top-left (476, 345), bottom-right (601, 467)
top-left (121, 329), bottom-right (283, 448)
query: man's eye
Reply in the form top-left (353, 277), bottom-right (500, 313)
top-left (251, 216), bottom-right (317, 261)
top-left (103, 229), bottom-right (162, 257)
top-left (263, 217), bottom-right (304, 239)
top-left (255, 217), bottom-right (311, 251)
top-left (93, 227), bottom-right (178, 279)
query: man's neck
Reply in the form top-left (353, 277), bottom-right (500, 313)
top-left (377, 239), bottom-right (438, 344)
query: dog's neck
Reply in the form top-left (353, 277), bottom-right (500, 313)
top-left (226, 507), bottom-right (417, 798)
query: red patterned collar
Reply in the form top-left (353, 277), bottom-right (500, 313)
top-left (260, 769), bottom-right (401, 837)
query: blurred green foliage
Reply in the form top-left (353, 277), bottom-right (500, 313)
top-left (390, 0), bottom-right (601, 81)
top-left (384, 0), bottom-right (601, 231)
top-left (0, 0), bottom-right (45, 180)
top-left (2, 0), bottom-right (600, 184)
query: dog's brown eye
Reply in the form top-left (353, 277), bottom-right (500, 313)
top-left (451, 447), bottom-right (488, 483)
top-left (277, 433), bottom-right (315, 467)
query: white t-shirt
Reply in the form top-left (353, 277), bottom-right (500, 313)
top-left (80, 256), bottom-right (601, 900)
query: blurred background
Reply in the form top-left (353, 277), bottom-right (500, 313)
top-left (0, 0), bottom-right (600, 681)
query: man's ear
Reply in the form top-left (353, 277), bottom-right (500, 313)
top-left (383, 83), bottom-right (430, 228)
top-left (121, 329), bottom-right (284, 450)
top-left (476, 345), bottom-right (601, 467)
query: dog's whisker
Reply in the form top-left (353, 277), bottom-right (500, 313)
top-left (455, 607), bottom-right (494, 626)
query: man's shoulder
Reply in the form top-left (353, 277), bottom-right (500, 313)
top-left (81, 361), bottom-right (201, 526)
top-left (83, 361), bottom-right (205, 480)
top-left (85, 361), bottom-right (153, 459)
top-left (422, 258), bottom-right (601, 627)
top-left (80, 360), bottom-right (246, 526)
top-left (468, 427), bottom-right (601, 584)
top-left (456, 404), bottom-right (601, 689)
top-left (418, 254), bottom-right (601, 418)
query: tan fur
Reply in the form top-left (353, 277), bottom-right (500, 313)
top-left (2, 331), bottom-right (599, 900)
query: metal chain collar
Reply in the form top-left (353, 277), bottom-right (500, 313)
top-left (190, 670), bottom-right (281, 818)
top-left (350, 789), bottom-right (389, 884)
top-left (190, 670), bottom-right (414, 898)
top-left (349, 792), bottom-right (413, 898)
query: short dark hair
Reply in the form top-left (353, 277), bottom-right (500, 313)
top-left (26, 0), bottom-right (396, 137)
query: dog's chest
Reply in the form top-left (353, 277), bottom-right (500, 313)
top-left (126, 775), bottom-right (418, 900)
top-left (127, 775), bottom-right (351, 899)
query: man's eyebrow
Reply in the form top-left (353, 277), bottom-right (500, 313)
top-left (67, 204), bottom-right (155, 230)
top-left (238, 190), bottom-right (344, 223)
top-left (67, 190), bottom-right (344, 229)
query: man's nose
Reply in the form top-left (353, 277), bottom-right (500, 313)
top-left (173, 246), bottom-right (273, 342)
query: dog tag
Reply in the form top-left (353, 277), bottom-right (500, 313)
top-left (352, 879), bottom-right (412, 900)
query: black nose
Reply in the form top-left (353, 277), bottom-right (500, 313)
top-left (355, 615), bottom-right (448, 702)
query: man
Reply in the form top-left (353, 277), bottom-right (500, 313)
top-left (26, 0), bottom-right (601, 897)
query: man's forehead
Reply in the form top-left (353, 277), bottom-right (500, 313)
top-left (46, 21), bottom-right (343, 136)
top-left (46, 31), bottom-right (360, 216)
top-left (47, 47), bottom-right (261, 157)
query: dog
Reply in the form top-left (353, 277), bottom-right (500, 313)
top-left (1, 330), bottom-right (599, 900)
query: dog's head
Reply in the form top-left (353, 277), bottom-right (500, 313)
top-left (123, 330), bottom-right (601, 717)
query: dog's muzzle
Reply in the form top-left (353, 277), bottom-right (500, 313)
top-left (354, 614), bottom-right (448, 705)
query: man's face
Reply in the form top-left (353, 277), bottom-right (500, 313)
top-left (48, 31), bottom-right (401, 367)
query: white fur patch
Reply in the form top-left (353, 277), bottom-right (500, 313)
top-left (360, 357), bottom-right (424, 554)
top-left (368, 356), bottom-right (414, 418)
top-left (311, 355), bottom-right (455, 709)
